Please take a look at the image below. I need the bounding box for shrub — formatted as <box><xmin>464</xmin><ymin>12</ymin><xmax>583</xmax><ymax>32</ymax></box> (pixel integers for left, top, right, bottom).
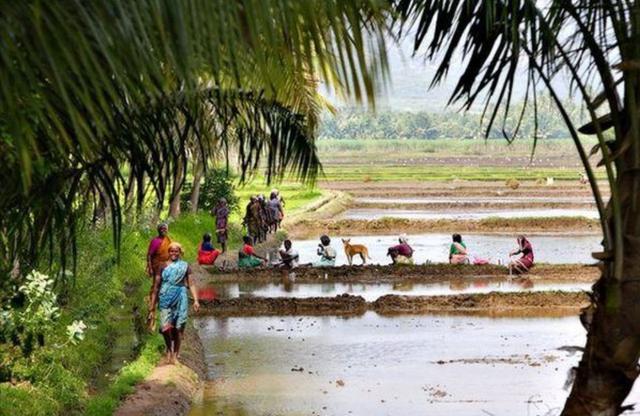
<box><xmin>180</xmin><ymin>168</ymin><xmax>239</xmax><ymax>213</ymax></box>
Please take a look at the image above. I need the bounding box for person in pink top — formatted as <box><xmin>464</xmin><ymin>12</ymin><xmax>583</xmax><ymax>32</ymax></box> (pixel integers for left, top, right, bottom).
<box><xmin>387</xmin><ymin>235</ymin><xmax>414</xmax><ymax>265</ymax></box>
<box><xmin>509</xmin><ymin>235</ymin><xmax>534</xmax><ymax>274</ymax></box>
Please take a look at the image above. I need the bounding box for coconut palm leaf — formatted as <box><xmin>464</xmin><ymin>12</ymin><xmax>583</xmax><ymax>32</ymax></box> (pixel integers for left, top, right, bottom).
<box><xmin>393</xmin><ymin>1</ymin><xmax>640</xmax><ymax>413</ymax></box>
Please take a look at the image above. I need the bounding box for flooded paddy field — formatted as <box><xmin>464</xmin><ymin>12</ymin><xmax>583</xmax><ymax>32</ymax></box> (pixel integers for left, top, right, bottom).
<box><xmin>355</xmin><ymin>196</ymin><xmax>595</xmax><ymax>204</ymax></box>
<box><xmin>325</xmin><ymin>180</ymin><xmax>607</xmax><ymax>198</ymax></box>
<box><xmin>340</xmin><ymin>208</ymin><xmax>600</xmax><ymax>221</ymax></box>
<box><xmin>288</xmin><ymin>233</ymin><xmax>600</xmax><ymax>265</ymax></box>
<box><xmin>190</xmin><ymin>313</ymin><xmax>640</xmax><ymax>415</ymax></box>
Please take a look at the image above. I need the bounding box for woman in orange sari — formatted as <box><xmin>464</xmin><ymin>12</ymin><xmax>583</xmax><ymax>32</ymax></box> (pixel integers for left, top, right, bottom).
<box><xmin>146</xmin><ymin>223</ymin><xmax>172</xmax><ymax>303</ymax></box>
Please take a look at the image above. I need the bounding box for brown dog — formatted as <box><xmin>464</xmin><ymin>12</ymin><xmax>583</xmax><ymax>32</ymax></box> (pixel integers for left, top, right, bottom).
<box><xmin>342</xmin><ymin>239</ymin><xmax>371</xmax><ymax>265</ymax></box>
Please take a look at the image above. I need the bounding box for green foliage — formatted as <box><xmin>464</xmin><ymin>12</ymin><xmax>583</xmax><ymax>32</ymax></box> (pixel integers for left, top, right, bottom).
<box><xmin>0</xmin><ymin>383</ymin><xmax>60</xmax><ymax>416</ymax></box>
<box><xmin>181</xmin><ymin>168</ymin><xmax>239</xmax><ymax>214</ymax></box>
<box><xmin>0</xmin><ymin>180</ymin><xmax>323</xmax><ymax>415</ymax></box>
<box><xmin>319</xmin><ymin>101</ymin><xmax>585</xmax><ymax>141</ymax></box>
<box><xmin>84</xmin><ymin>337</ymin><xmax>164</xmax><ymax>416</ymax></box>
<box><xmin>1</xmin><ymin>0</ymin><xmax>389</xmax><ymax>288</ymax></box>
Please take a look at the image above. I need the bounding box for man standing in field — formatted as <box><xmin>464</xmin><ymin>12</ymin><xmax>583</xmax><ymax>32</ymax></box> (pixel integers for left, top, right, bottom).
<box><xmin>212</xmin><ymin>198</ymin><xmax>229</xmax><ymax>253</ymax></box>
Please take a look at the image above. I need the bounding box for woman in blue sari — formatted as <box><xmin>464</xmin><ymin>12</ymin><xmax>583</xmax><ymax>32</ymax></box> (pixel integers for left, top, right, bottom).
<box><xmin>149</xmin><ymin>242</ymin><xmax>200</xmax><ymax>364</ymax></box>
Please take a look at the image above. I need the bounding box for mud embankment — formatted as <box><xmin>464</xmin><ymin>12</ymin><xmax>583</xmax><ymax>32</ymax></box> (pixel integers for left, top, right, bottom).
<box><xmin>197</xmin><ymin>291</ymin><xmax>590</xmax><ymax>318</ymax></box>
<box><xmin>287</xmin><ymin>217</ymin><xmax>600</xmax><ymax>238</ymax></box>
<box><xmin>371</xmin><ymin>291</ymin><xmax>589</xmax><ymax>316</ymax></box>
<box><xmin>198</xmin><ymin>293</ymin><xmax>367</xmax><ymax>317</ymax></box>
<box><xmin>195</xmin><ymin>263</ymin><xmax>599</xmax><ymax>284</ymax></box>
<box><xmin>115</xmin><ymin>327</ymin><xmax>206</xmax><ymax>416</ymax></box>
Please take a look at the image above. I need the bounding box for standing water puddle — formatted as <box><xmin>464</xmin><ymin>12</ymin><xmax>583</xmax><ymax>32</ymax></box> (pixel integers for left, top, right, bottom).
<box><xmin>190</xmin><ymin>313</ymin><xmax>640</xmax><ymax>415</ymax></box>
<box><xmin>341</xmin><ymin>208</ymin><xmax>599</xmax><ymax>220</ymax></box>
<box><xmin>207</xmin><ymin>280</ymin><xmax>592</xmax><ymax>302</ymax></box>
<box><xmin>356</xmin><ymin>196</ymin><xmax>595</xmax><ymax>204</ymax></box>
<box><xmin>289</xmin><ymin>233</ymin><xmax>600</xmax><ymax>265</ymax></box>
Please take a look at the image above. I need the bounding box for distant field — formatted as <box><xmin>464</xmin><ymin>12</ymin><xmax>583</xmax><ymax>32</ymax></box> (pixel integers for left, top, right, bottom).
<box><xmin>315</xmin><ymin>138</ymin><xmax>605</xmax><ymax>182</ymax></box>
<box><xmin>316</xmin><ymin>138</ymin><xmax>597</xmax><ymax>158</ymax></box>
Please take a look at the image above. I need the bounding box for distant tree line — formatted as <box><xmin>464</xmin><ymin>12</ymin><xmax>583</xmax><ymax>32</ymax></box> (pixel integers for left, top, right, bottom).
<box><xmin>319</xmin><ymin>98</ymin><xmax>584</xmax><ymax>140</ymax></box>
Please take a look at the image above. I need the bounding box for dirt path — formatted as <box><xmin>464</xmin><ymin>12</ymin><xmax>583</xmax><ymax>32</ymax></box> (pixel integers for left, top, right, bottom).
<box><xmin>114</xmin><ymin>327</ymin><xmax>206</xmax><ymax>416</ymax></box>
<box><xmin>196</xmin><ymin>291</ymin><xmax>590</xmax><ymax>317</ymax></box>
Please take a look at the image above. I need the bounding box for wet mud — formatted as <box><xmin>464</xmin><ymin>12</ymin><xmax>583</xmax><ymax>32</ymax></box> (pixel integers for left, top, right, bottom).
<box><xmin>198</xmin><ymin>294</ymin><xmax>368</xmax><ymax>317</ymax></box>
<box><xmin>288</xmin><ymin>217</ymin><xmax>600</xmax><ymax>238</ymax></box>
<box><xmin>197</xmin><ymin>291</ymin><xmax>589</xmax><ymax>317</ymax></box>
<box><xmin>371</xmin><ymin>291</ymin><xmax>589</xmax><ymax>316</ymax></box>
<box><xmin>195</xmin><ymin>263</ymin><xmax>599</xmax><ymax>284</ymax></box>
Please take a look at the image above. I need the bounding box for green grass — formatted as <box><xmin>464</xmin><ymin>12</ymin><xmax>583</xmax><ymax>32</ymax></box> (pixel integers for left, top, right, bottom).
<box><xmin>0</xmin><ymin>177</ymin><xmax>324</xmax><ymax>416</ymax></box>
<box><xmin>318</xmin><ymin>165</ymin><xmax>605</xmax><ymax>182</ymax></box>
<box><xmin>316</xmin><ymin>137</ymin><xmax>598</xmax><ymax>158</ymax></box>
<box><xmin>313</xmin><ymin>138</ymin><xmax>607</xmax><ymax>182</ymax></box>
<box><xmin>83</xmin><ymin>337</ymin><xmax>164</xmax><ymax>416</ymax></box>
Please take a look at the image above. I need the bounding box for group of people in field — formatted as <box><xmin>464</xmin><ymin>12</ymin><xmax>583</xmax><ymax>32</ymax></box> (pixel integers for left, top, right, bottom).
<box><xmin>447</xmin><ymin>234</ymin><xmax>535</xmax><ymax>275</ymax></box>
<box><xmin>242</xmin><ymin>191</ymin><xmax>285</xmax><ymax>244</ymax></box>
<box><xmin>143</xmin><ymin>200</ymin><xmax>534</xmax><ymax>363</ymax></box>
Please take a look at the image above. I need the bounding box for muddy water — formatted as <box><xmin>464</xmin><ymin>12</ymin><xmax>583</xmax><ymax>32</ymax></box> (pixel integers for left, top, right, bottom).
<box><xmin>207</xmin><ymin>281</ymin><xmax>592</xmax><ymax>302</ymax></box>
<box><xmin>356</xmin><ymin>196</ymin><xmax>594</xmax><ymax>204</ymax></box>
<box><xmin>342</xmin><ymin>208</ymin><xmax>600</xmax><ymax>220</ymax></box>
<box><xmin>289</xmin><ymin>233</ymin><xmax>600</xmax><ymax>266</ymax></box>
<box><xmin>190</xmin><ymin>313</ymin><xmax>640</xmax><ymax>415</ymax></box>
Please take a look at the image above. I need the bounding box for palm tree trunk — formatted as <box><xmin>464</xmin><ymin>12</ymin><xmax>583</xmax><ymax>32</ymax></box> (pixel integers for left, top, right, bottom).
<box><xmin>189</xmin><ymin>159</ymin><xmax>204</xmax><ymax>213</ymax></box>
<box><xmin>563</xmin><ymin>140</ymin><xmax>640</xmax><ymax>415</ymax></box>
<box><xmin>169</xmin><ymin>159</ymin><xmax>184</xmax><ymax>219</ymax></box>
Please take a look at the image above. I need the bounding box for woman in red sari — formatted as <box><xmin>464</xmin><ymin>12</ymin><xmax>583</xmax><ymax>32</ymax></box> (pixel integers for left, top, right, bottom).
<box><xmin>508</xmin><ymin>235</ymin><xmax>534</xmax><ymax>275</ymax></box>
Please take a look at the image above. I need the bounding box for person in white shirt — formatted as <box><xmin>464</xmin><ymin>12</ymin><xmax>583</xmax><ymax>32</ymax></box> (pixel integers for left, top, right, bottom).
<box><xmin>279</xmin><ymin>239</ymin><xmax>299</xmax><ymax>268</ymax></box>
<box><xmin>314</xmin><ymin>235</ymin><xmax>336</xmax><ymax>267</ymax></box>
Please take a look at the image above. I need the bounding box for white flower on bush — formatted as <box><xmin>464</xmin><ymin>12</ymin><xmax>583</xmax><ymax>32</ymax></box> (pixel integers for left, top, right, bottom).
<box><xmin>18</xmin><ymin>270</ymin><xmax>59</xmax><ymax>331</ymax></box>
<box><xmin>66</xmin><ymin>320</ymin><xmax>87</xmax><ymax>344</ymax></box>
<box><xmin>19</xmin><ymin>271</ymin><xmax>54</xmax><ymax>298</ymax></box>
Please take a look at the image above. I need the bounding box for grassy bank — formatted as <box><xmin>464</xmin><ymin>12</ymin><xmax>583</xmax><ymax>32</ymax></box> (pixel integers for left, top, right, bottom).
<box><xmin>319</xmin><ymin>165</ymin><xmax>603</xmax><ymax>182</ymax></box>
<box><xmin>0</xmin><ymin>181</ymin><xmax>323</xmax><ymax>416</ymax></box>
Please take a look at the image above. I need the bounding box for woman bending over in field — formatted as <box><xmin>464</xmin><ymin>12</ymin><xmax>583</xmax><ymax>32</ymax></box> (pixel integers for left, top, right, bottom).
<box><xmin>449</xmin><ymin>234</ymin><xmax>469</xmax><ymax>265</ymax></box>
<box><xmin>508</xmin><ymin>236</ymin><xmax>534</xmax><ymax>275</ymax></box>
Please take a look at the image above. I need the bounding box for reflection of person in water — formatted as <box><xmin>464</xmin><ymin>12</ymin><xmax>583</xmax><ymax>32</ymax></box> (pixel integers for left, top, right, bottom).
<box><xmin>449</xmin><ymin>280</ymin><xmax>471</xmax><ymax>291</ymax></box>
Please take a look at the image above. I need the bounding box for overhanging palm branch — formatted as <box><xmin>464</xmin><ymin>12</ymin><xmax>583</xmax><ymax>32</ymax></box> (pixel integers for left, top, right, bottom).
<box><xmin>0</xmin><ymin>0</ymin><xmax>389</xmax><ymax>190</ymax></box>
<box><xmin>0</xmin><ymin>87</ymin><xmax>320</xmax><ymax>298</ymax></box>
<box><xmin>1</xmin><ymin>0</ymin><xmax>391</xmax><ymax>289</ymax></box>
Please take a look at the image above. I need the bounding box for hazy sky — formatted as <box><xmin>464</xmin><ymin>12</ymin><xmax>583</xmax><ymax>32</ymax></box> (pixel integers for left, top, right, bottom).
<box><xmin>324</xmin><ymin>32</ymin><xmax>572</xmax><ymax>113</ymax></box>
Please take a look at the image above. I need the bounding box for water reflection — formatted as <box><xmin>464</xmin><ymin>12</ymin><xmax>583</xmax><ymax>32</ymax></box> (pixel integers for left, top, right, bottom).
<box><xmin>203</xmin><ymin>280</ymin><xmax>591</xmax><ymax>302</ymax></box>
<box><xmin>190</xmin><ymin>313</ymin><xmax>640</xmax><ymax>415</ymax></box>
